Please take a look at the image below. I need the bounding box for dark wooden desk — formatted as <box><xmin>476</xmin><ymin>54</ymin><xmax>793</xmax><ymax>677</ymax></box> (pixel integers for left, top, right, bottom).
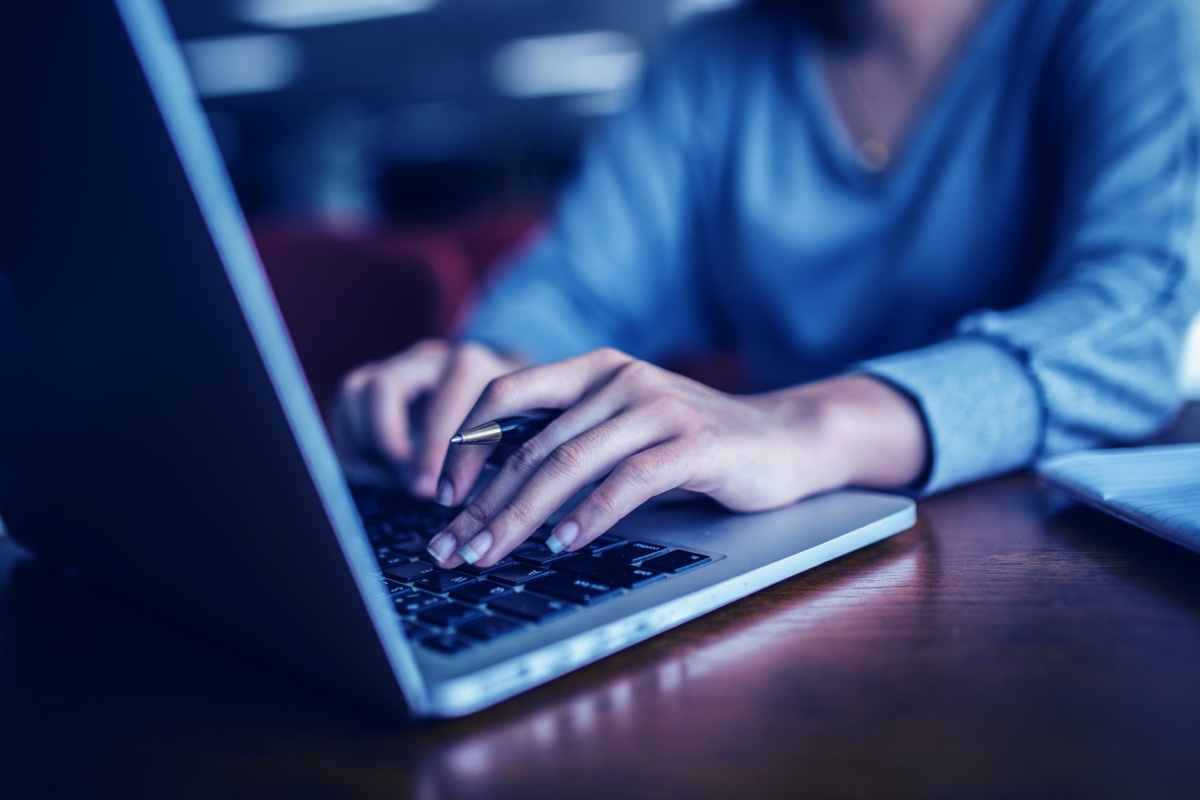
<box><xmin>3</xmin><ymin>413</ymin><xmax>1200</xmax><ymax>799</ymax></box>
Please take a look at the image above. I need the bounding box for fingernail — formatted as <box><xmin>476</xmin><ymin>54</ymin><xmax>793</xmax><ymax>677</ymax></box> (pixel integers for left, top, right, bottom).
<box><xmin>427</xmin><ymin>532</ymin><xmax>456</xmax><ymax>564</ymax></box>
<box><xmin>436</xmin><ymin>477</ymin><xmax>454</xmax><ymax>507</ymax></box>
<box><xmin>547</xmin><ymin>520</ymin><xmax>579</xmax><ymax>554</ymax></box>
<box><xmin>458</xmin><ymin>530</ymin><xmax>493</xmax><ymax>566</ymax></box>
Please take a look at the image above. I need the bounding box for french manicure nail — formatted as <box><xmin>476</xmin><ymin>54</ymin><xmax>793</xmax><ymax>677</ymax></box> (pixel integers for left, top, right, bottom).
<box><xmin>427</xmin><ymin>532</ymin><xmax>456</xmax><ymax>564</ymax></box>
<box><xmin>436</xmin><ymin>477</ymin><xmax>454</xmax><ymax>507</ymax></box>
<box><xmin>458</xmin><ymin>530</ymin><xmax>493</xmax><ymax>566</ymax></box>
<box><xmin>547</xmin><ymin>520</ymin><xmax>579</xmax><ymax>554</ymax></box>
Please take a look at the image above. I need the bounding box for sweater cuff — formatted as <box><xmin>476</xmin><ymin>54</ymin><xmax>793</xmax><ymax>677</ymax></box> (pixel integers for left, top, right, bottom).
<box><xmin>857</xmin><ymin>337</ymin><xmax>1045</xmax><ymax>496</ymax></box>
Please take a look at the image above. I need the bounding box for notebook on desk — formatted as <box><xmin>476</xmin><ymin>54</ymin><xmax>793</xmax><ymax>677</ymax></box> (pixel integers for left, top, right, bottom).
<box><xmin>1039</xmin><ymin>444</ymin><xmax>1200</xmax><ymax>555</ymax></box>
<box><xmin>0</xmin><ymin>0</ymin><xmax>915</xmax><ymax>718</ymax></box>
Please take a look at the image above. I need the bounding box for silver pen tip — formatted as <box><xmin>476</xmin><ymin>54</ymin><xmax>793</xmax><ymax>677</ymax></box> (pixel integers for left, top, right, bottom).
<box><xmin>449</xmin><ymin>433</ymin><xmax>464</xmax><ymax>445</ymax></box>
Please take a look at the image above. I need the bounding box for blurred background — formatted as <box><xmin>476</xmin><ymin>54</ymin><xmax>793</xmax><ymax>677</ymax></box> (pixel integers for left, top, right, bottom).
<box><xmin>160</xmin><ymin>0</ymin><xmax>1200</xmax><ymax>406</ymax></box>
<box><xmin>160</xmin><ymin>0</ymin><xmax>743</xmax><ymax>405</ymax></box>
<box><xmin>163</xmin><ymin>0</ymin><xmax>740</xmax><ymax>227</ymax></box>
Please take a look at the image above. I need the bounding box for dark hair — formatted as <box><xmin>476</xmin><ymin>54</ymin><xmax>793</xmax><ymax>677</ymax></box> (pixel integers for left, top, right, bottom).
<box><xmin>750</xmin><ymin>0</ymin><xmax>876</xmax><ymax>51</ymax></box>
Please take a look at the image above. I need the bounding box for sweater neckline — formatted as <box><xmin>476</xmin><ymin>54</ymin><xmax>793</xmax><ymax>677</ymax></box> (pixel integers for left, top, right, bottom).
<box><xmin>795</xmin><ymin>0</ymin><xmax>1014</xmax><ymax>188</ymax></box>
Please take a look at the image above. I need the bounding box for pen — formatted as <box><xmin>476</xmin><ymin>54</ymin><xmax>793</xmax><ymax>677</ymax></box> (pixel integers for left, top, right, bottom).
<box><xmin>449</xmin><ymin>409</ymin><xmax>562</xmax><ymax>445</ymax></box>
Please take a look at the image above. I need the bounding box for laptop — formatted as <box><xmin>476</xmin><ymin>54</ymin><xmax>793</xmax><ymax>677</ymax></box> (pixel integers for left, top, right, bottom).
<box><xmin>0</xmin><ymin>0</ymin><xmax>915</xmax><ymax>718</ymax></box>
<box><xmin>1040</xmin><ymin>444</ymin><xmax>1200</xmax><ymax>556</ymax></box>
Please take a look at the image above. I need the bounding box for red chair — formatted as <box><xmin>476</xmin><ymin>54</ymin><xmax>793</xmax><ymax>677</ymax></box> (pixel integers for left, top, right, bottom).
<box><xmin>252</xmin><ymin>225</ymin><xmax>472</xmax><ymax>410</ymax></box>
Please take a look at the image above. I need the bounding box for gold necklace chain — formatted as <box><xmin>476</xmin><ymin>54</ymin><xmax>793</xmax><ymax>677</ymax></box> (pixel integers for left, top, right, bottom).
<box><xmin>837</xmin><ymin>0</ymin><xmax>988</xmax><ymax>173</ymax></box>
<box><xmin>845</xmin><ymin>61</ymin><xmax>891</xmax><ymax>171</ymax></box>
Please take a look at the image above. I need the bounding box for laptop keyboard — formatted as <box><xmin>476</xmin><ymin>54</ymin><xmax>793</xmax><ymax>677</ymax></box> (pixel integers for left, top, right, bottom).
<box><xmin>354</xmin><ymin>487</ymin><xmax>715</xmax><ymax>656</ymax></box>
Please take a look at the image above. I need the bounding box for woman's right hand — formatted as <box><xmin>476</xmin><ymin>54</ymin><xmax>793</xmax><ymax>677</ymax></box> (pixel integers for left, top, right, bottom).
<box><xmin>329</xmin><ymin>339</ymin><xmax>524</xmax><ymax>500</ymax></box>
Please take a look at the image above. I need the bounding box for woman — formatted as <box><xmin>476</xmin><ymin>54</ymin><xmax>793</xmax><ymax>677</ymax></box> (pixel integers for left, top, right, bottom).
<box><xmin>333</xmin><ymin>0</ymin><xmax>1200</xmax><ymax>569</ymax></box>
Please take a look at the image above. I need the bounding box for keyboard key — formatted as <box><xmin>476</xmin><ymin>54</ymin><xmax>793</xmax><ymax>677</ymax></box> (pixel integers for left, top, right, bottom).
<box><xmin>376</xmin><ymin>552</ymin><xmax>407</xmax><ymax>568</ymax></box>
<box><xmin>418</xmin><ymin>602</ymin><xmax>484</xmax><ymax>628</ymax></box>
<box><xmin>512</xmin><ymin>542</ymin><xmax>572</xmax><ymax>566</ymax></box>
<box><xmin>380</xmin><ymin>577</ymin><xmax>415</xmax><ymax>598</ymax></box>
<box><xmin>413</xmin><ymin>571</ymin><xmax>477</xmax><ymax>593</ymax></box>
<box><xmin>555</xmin><ymin>554</ymin><xmax>666</xmax><ymax>589</ymax></box>
<box><xmin>394</xmin><ymin>591</ymin><xmax>446</xmax><ymax>615</ymax></box>
<box><xmin>421</xmin><ymin>634</ymin><xmax>474</xmax><ymax>655</ymax></box>
<box><xmin>641</xmin><ymin>549</ymin><xmax>712</xmax><ymax>574</ymax></box>
<box><xmin>449</xmin><ymin>580</ymin><xmax>513</xmax><ymax>605</ymax></box>
<box><xmin>602</xmin><ymin>541</ymin><xmax>668</xmax><ymax>563</ymax></box>
<box><xmin>487</xmin><ymin>563</ymin><xmax>555</xmax><ymax>586</ymax></box>
<box><xmin>384</xmin><ymin>561</ymin><xmax>437</xmax><ymax>582</ymax></box>
<box><xmin>403</xmin><ymin>619</ymin><xmax>436</xmax><ymax>641</ymax></box>
<box><xmin>582</xmin><ymin>534</ymin><xmax>625</xmax><ymax>553</ymax></box>
<box><xmin>458</xmin><ymin>614</ymin><xmax>526</xmax><ymax>642</ymax></box>
<box><xmin>527</xmin><ymin>572</ymin><xmax>619</xmax><ymax>605</ymax></box>
<box><xmin>487</xmin><ymin>592</ymin><xmax>574</xmax><ymax>623</ymax></box>
<box><xmin>458</xmin><ymin>556</ymin><xmax>516</xmax><ymax>577</ymax></box>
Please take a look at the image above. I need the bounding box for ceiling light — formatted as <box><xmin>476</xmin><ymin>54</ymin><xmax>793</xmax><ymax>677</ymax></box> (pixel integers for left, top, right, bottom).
<box><xmin>492</xmin><ymin>32</ymin><xmax>644</xmax><ymax>99</ymax></box>
<box><xmin>239</xmin><ymin>0</ymin><xmax>439</xmax><ymax>29</ymax></box>
<box><xmin>181</xmin><ymin>33</ymin><xmax>302</xmax><ymax>98</ymax></box>
<box><xmin>669</xmin><ymin>0</ymin><xmax>743</xmax><ymax>24</ymax></box>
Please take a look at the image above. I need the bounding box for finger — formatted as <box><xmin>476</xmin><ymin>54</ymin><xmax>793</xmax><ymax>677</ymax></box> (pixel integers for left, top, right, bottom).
<box><xmin>547</xmin><ymin>439</ymin><xmax>693</xmax><ymax>553</ymax></box>
<box><xmin>324</xmin><ymin>367</ymin><xmax>405</xmax><ymax>487</ymax></box>
<box><xmin>439</xmin><ymin>348</ymin><xmax>630</xmax><ymax>506</ymax></box>
<box><xmin>434</xmin><ymin>406</ymin><xmax>676</xmax><ymax>568</ymax></box>
<box><xmin>411</xmin><ymin>346</ymin><xmax>497</xmax><ymax>498</ymax></box>
<box><xmin>430</xmin><ymin>397</ymin><xmax>628</xmax><ymax>564</ymax></box>
<box><xmin>328</xmin><ymin>377</ymin><xmax>357</xmax><ymax>460</ymax></box>
<box><xmin>329</xmin><ymin>365</ymin><xmax>382</xmax><ymax>462</ymax></box>
<box><xmin>442</xmin><ymin>375</ymin><xmax>634</xmax><ymax>533</ymax></box>
<box><xmin>370</xmin><ymin>370</ymin><xmax>416</xmax><ymax>464</ymax></box>
<box><xmin>345</xmin><ymin>341</ymin><xmax>444</xmax><ymax>487</ymax></box>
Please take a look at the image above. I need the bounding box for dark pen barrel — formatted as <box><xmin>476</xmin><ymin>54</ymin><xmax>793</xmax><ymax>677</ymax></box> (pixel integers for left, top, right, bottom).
<box><xmin>451</xmin><ymin>409</ymin><xmax>562</xmax><ymax>445</ymax></box>
<box><xmin>495</xmin><ymin>409</ymin><xmax>562</xmax><ymax>443</ymax></box>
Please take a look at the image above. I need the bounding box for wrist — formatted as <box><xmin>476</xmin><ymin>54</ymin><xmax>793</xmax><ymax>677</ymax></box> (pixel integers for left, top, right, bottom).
<box><xmin>760</xmin><ymin>374</ymin><xmax>929</xmax><ymax>492</ymax></box>
<box><xmin>826</xmin><ymin>374</ymin><xmax>929</xmax><ymax>488</ymax></box>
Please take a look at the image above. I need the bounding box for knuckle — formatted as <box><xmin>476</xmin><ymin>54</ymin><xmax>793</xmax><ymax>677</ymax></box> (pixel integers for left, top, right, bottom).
<box><xmin>684</xmin><ymin>420</ymin><xmax>720</xmax><ymax>456</ymax></box>
<box><xmin>502</xmin><ymin>496</ymin><xmax>539</xmax><ymax>529</ymax></box>
<box><xmin>593</xmin><ymin>347</ymin><xmax>629</xmax><ymax>366</ymax></box>
<box><xmin>547</xmin><ymin>440</ymin><xmax>590</xmax><ymax>476</ymax></box>
<box><xmin>480</xmin><ymin>375</ymin><xmax>518</xmax><ymax>408</ymax></box>
<box><xmin>407</xmin><ymin>338</ymin><xmax>436</xmax><ymax>356</ymax></box>
<box><xmin>648</xmin><ymin>393</ymin><xmax>689</xmax><ymax>419</ymax></box>
<box><xmin>696</xmin><ymin>423</ymin><xmax>720</xmax><ymax>450</ymax></box>
<box><xmin>587</xmin><ymin>487</ymin><xmax>624</xmax><ymax>520</ymax></box>
<box><xmin>453</xmin><ymin>343</ymin><xmax>481</xmax><ymax>369</ymax></box>
<box><xmin>616</xmin><ymin>456</ymin><xmax>658</xmax><ymax>490</ymax></box>
<box><xmin>374</xmin><ymin>372</ymin><xmax>411</xmax><ymax>403</ymax></box>
<box><xmin>340</xmin><ymin>366</ymin><xmax>373</xmax><ymax>395</ymax></box>
<box><xmin>458</xmin><ymin>502</ymin><xmax>492</xmax><ymax>532</ymax></box>
<box><xmin>613</xmin><ymin>358</ymin><xmax>658</xmax><ymax>391</ymax></box>
<box><xmin>506</xmin><ymin>441</ymin><xmax>546</xmax><ymax>475</ymax></box>
<box><xmin>616</xmin><ymin>357</ymin><xmax>646</xmax><ymax>378</ymax></box>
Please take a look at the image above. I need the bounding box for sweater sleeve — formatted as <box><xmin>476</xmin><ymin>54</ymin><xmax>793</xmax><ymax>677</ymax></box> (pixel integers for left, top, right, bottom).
<box><xmin>861</xmin><ymin>0</ymin><xmax>1200</xmax><ymax>495</ymax></box>
<box><xmin>461</xmin><ymin>24</ymin><xmax>724</xmax><ymax>365</ymax></box>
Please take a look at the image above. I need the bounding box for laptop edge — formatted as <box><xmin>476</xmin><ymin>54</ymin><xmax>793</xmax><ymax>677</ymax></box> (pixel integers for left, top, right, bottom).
<box><xmin>2</xmin><ymin>0</ymin><xmax>915</xmax><ymax>720</ymax></box>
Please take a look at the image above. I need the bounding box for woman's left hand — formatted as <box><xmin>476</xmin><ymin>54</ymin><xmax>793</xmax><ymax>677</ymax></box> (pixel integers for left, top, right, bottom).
<box><xmin>426</xmin><ymin>347</ymin><xmax>927</xmax><ymax>568</ymax></box>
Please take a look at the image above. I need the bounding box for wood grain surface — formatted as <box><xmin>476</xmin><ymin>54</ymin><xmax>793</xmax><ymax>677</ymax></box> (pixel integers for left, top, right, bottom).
<box><xmin>2</xmin><ymin>408</ymin><xmax>1199</xmax><ymax>799</ymax></box>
